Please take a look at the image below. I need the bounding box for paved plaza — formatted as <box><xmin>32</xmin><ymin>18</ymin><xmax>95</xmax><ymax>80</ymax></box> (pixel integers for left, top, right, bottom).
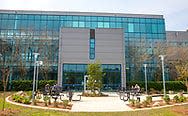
<box><xmin>71</xmin><ymin>92</ymin><xmax>133</xmax><ymax>112</ymax></box>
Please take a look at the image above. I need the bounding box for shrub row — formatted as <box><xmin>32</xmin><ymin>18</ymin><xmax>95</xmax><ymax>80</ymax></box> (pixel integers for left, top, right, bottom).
<box><xmin>0</xmin><ymin>80</ymin><xmax>186</xmax><ymax>92</ymax></box>
<box><xmin>127</xmin><ymin>81</ymin><xmax>187</xmax><ymax>92</ymax></box>
<box><xmin>0</xmin><ymin>80</ymin><xmax>56</xmax><ymax>91</ymax></box>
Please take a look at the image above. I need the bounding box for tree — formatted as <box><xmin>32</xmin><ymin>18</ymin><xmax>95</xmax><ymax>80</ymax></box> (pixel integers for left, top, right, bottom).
<box><xmin>87</xmin><ymin>61</ymin><xmax>103</xmax><ymax>94</ymax></box>
<box><xmin>169</xmin><ymin>47</ymin><xmax>188</xmax><ymax>93</ymax></box>
<box><xmin>128</xmin><ymin>38</ymin><xmax>151</xmax><ymax>80</ymax></box>
<box><xmin>0</xmin><ymin>39</ymin><xmax>11</xmax><ymax>111</ymax></box>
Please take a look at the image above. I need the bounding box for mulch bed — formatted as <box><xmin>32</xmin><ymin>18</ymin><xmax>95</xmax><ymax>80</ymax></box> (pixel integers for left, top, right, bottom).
<box><xmin>34</xmin><ymin>101</ymin><xmax>73</xmax><ymax>110</ymax></box>
<box><xmin>8</xmin><ymin>96</ymin><xmax>72</xmax><ymax>110</ymax></box>
<box><xmin>127</xmin><ymin>100</ymin><xmax>187</xmax><ymax>109</ymax></box>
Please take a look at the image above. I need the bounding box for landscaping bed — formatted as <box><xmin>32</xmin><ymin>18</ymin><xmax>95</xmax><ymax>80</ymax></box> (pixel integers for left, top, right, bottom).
<box><xmin>9</xmin><ymin>91</ymin><xmax>73</xmax><ymax>110</ymax></box>
<box><xmin>128</xmin><ymin>94</ymin><xmax>188</xmax><ymax>109</ymax></box>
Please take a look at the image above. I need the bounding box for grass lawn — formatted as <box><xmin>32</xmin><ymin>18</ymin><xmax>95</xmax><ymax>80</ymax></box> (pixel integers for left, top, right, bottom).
<box><xmin>0</xmin><ymin>92</ymin><xmax>187</xmax><ymax>116</ymax></box>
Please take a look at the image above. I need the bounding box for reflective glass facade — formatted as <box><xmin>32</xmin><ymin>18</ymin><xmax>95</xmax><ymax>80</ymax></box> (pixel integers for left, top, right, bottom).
<box><xmin>0</xmin><ymin>10</ymin><xmax>166</xmax><ymax>88</ymax></box>
<box><xmin>63</xmin><ymin>64</ymin><xmax>121</xmax><ymax>90</ymax></box>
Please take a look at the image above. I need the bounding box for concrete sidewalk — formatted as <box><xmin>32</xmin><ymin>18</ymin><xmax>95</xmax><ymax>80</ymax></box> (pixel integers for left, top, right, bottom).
<box><xmin>71</xmin><ymin>92</ymin><xmax>133</xmax><ymax>112</ymax></box>
<box><xmin>71</xmin><ymin>92</ymin><xmax>188</xmax><ymax>112</ymax></box>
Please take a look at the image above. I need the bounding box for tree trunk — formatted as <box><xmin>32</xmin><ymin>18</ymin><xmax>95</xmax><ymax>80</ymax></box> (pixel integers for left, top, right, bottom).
<box><xmin>2</xmin><ymin>86</ymin><xmax>6</xmax><ymax>111</ymax></box>
<box><xmin>186</xmin><ymin>78</ymin><xmax>188</xmax><ymax>93</ymax></box>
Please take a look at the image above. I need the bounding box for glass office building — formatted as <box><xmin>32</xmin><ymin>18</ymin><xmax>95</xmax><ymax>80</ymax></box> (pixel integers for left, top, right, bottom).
<box><xmin>0</xmin><ymin>10</ymin><xmax>166</xmax><ymax>90</ymax></box>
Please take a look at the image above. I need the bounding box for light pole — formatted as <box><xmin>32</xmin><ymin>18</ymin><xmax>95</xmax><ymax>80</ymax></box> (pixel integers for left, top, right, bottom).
<box><xmin>143</xmin><ymin>64</ymin><xmax>148</xmax><ymax>95</ymax></box>
<box><xmin>35</xmin><ymin>61</ymin><xmax>43</xmax><ymax>93</ymax></box>
<box><xmin>32</xmin><ymin>53</ymin><xmax>39</xmax><ymax>104</ymax></box>
<box><xmin>159</xmin><ymin>55</ymin><xmax>166</xmax><ymax>96</ymax></box>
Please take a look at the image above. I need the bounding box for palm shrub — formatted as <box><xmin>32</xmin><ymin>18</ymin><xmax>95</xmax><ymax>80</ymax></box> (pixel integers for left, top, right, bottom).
<box><xmin>179</xmin><ymin>95</ymin><xmax>186</xmax><ymax>102</ymax></box>
<box><xmin>146</xmin><ymin>96</ymin><xmax>152</xmax><ymax>104</ymax></box>
<box><xmin>173</xmin><ymin>95</ymin><xmax>180</xmax><ymax>103</ymax></box>
<box><xmin>43</xmin><ymin>96</ymin><xmax>50</xmax><ymax>106</ymax></box>
<box><xmin>128</xmin><ymin>99</ymin><xmax>135</xmax><ymax>107</ymax></box>
<box><xmin>63</xmin><ymin>100</ymin><xmax>69</xmax><ymax>109</ymax></box>
<box><xmin>163</xmin><ymin>95</ymin><xmax>170</xmax><ymax>104</ymax></box>
<box><xmin>142</xmin><ymin>100</ymin><xmax>149</xmax><ymax>107</ymax></box>
<box><xmin>135</xmin><ymin>100</ymin><xmax>141</xmax><ymax>108</ymax></box>
<box><xmin>12</xmin><ymin>92</ymin><xmax>31</xmax><ymax>104</ymax></box>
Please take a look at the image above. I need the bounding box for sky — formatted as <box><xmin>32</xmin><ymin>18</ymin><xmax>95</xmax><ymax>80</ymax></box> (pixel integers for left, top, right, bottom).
<box><xmin>0</xmin><ymin>0</ymin><xmax>187</xmax><ymax>31</ymax></box>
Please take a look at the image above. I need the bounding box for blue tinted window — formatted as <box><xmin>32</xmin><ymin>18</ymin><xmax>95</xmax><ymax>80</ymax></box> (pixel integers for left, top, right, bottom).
<box><xmin>66</xmin><ymin>16</ymin><xmax>72</xmax><ymax>20</ymax></box>
<box><xmin>117</xmin><ymin>22</ymin><xmax>122</xmax><ymax>28</ymax></box>
<box><xmin>73</xmin><ymin>21</ymin><xmax>79</xmax><ymax>27</ymax></box>
<box><xmin>73</xmin><ymin>16</ymin><xmax>79</xmax><ymax>20</ymax></box>
<box><xmin>97</xmin><ymin>17</ymin><xmax>103</xmax><ymax>21</ymax></box>
<box><xmin>104</xmin><ymin>22</ymin><xmax>109</xmax><ymax>28</ymax></box>
<box><xmin>85</xmin><ymin>22</ymin><xmax>91</xmax><ymax>28</ymax></box>
<box><xmin>79</xmin><ymin>22</ymin><xmax>85</xmax><ymax>27</ymax></box>
<box><xmin>91</xmin><ymin>22</ymin><xmax>97</xmax><ymax>28</ymax></box>
<box><xmin>146</xmin><ymin>24</ymin><xmax>152</xmax><ymax>33</ymax></box>
<box><xmin>69</xmin><ymin>64</ymin><xmax>76</xmax><ymax>72</ymax></box>
<box><xmin>140</xmin><ymin>18</ymin><xmax>145</xmax><ymax>23</ymax></box>
<box><xmin>128</xmin><ymin>18</ymin><xmax>134</xmax><ymax>22</ymax></box>
<box><xmin>128</xmin><ymin>23</ymin><xmax>134</xmax><ymax>32</ymax></box>
<box><xmin>98</xmin><ymin>22</ymin><xmax>103</xmax><ymax>28</ymax></box>
<box><xmin>134</xmin><ymin>23</ymin><xmax>139</xmax><ymax>32</ymax></box>
<box><xmin>110</xmin><ymin>17</ymin><xmax>115</xmax><ymax>21</ymax></box>
<box><xmin>103</xmin><ymin>17</ymin><xmax>109</xmax><ymax>21</ymax></box>
<box><xmin>61</xmin><ymin>16</ymin><xmax>66</xmax><ymax>20</ymax></box>
<box><xmin>158</xmin><ymin>24</ymin><xmax>165</xmax><ymax>33</ymax></box>
<box><xmin>152</xmin><ymin>24</ymin><xmax>158</xmax><ymax>33</ymax></box>
<box><xmin>134</xmin><ymin>18</ymin><xmax>139</xmax><ymax>23</ymax></box>
<box><xmin>85</xmin><ymin>16</ymin><xmax>91</xmax><ymax>21</ymax></box>
<box><xmin>91</xmin><ymin>16</ymin><xmax>97</xmax><ymax>21</ymax></box>
<box><xmin>116</xmin><ymin>17</ymin><xmax>122</xmax><ymax>22</ymax></box>
<box><xmin>79</xmin><ymin>16</ymin><xmax>85</xmax><ymax>21</ymax></box>
<box><xmin>64</xmin><ymin>21</ymin><xmax>72</xmax><ymax>27</ymax></box>
<box><xmin>89</xmin><ymin>29</ymin><xmax>95</xmax><ymax>59</ymax></box>
<box><xmin>110</xmin><ymin>22</ymin><xmax>115</xmax><ymax>28</ymax></box>
<box><xmin>140</xmin><ymin>24</ymin><xmax>146</xmax><ymax>33</ymax></box>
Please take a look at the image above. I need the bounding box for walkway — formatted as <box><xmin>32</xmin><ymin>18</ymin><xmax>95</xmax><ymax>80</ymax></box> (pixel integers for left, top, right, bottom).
<box><xmin>71</xmin><ymin>92</ymin><xmax>132</xmax><ymax>112</ymax></box>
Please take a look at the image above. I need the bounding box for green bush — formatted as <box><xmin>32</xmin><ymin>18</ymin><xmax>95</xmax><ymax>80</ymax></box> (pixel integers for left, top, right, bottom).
<box><xmin>10</xmin><ymin>80</ymin><xmax>56</xmax><ymax>91</ymax></box>
<box><xmin>146</xmin><ymin>96</ymin><xmax>152</xmax><ymax>104</ymax></box>
<box><xmin>163</xmin><ymin>95</ymin><xmax>170</xmax><ymax>104</ymax></box>
<box><xmin>173</xmin><ymin>95</ymin><xmax>180</xmax><ymax>103</ymax></box>
<box><xmin>179</xmin><ymin>96</ymin><xmax>186</xmax><ymax>102</ymax></box>
<box><xmin>22</xmin><ymin>97</ymin><xmax>31</xmax><ymax>104</ymax></box>
<box><xmin>142</xmin><ymin>100</ymin><xmax>149</xmax><ymax>107</ymax></box>
<box><xmin>12</xmin><ymin>80</ymin><xmax>32</xmax><ymax>91</ymax></box>
<box><xmin>43</xmin><ymin>95</ymin><xmax>50</xmax><ymax>106</ymax></box>
<box><xmin>63</xmin><ymin>100</ymin><xmax>69</xmax><ymax>108</ymax></box>
<box><xmin>135</xmin><ymin>100</ymin><xmax>141</xmax><ymax>108</ymax></box>
<box><xmin>127</xmin><ymin>81</ymin><xmax>186</xmax><ymax>93</ymax></box>
<box><xmin>12</xmin><ymin>91</ymin><xmax>32</xmax><ymax>104</ymax></box>
<box><xmin>128</xmin><ymin>99</ymin><xmax>135</xmax><ymax>107</ymax></box>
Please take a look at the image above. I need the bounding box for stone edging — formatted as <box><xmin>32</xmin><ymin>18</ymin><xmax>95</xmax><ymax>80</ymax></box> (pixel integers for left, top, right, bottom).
<box><xmin>6</xmin><ymin>95</ymin><xmax>70</xmax><ymax>112</ymax></box>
